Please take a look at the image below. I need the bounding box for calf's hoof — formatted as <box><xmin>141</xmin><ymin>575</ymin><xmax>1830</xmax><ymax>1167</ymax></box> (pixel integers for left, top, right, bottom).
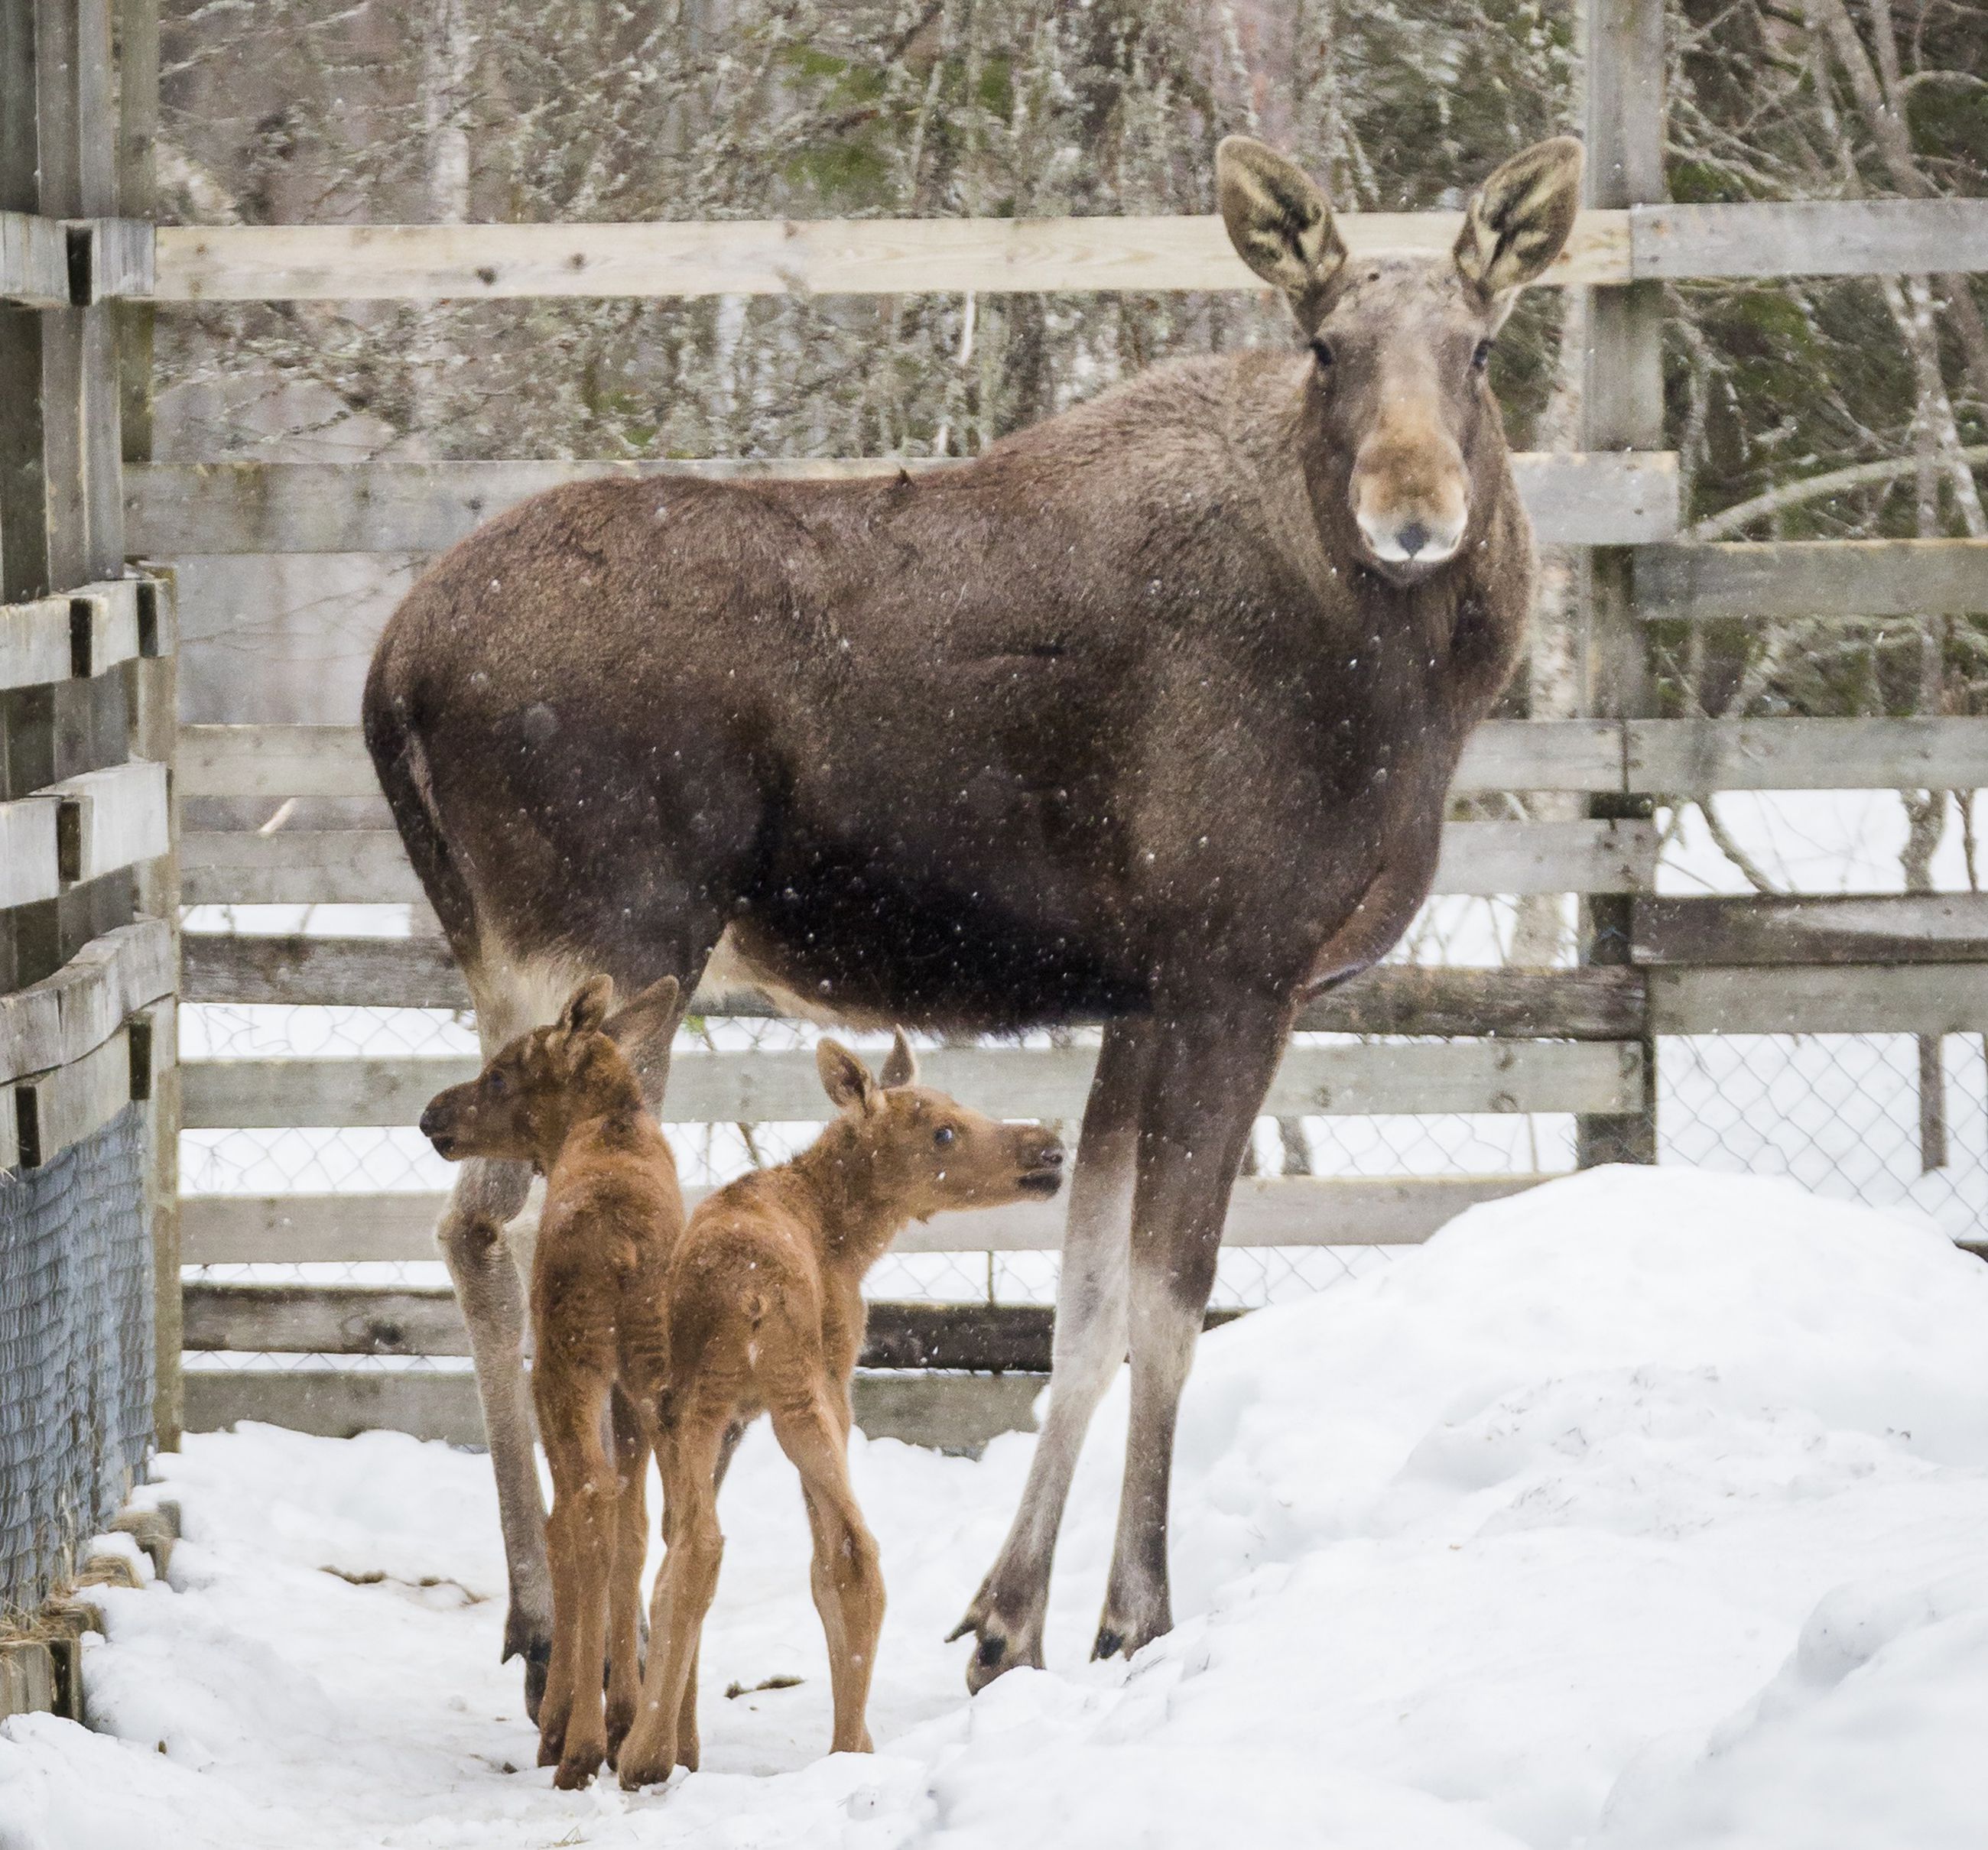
<box><xmin>1091</xmin><ymin>1597</ymin><xmax>1171</xmax><ymax>1665</ymax></box>
<box><xmin>554</xmin><ymin>1744</ymin><xmax>605</xmax><ymax>1791</ymax></box>
<box><xmin>616</xmin><ymin>1741</ymin><xmax>678</xmax><ymax>1792</ymax></box>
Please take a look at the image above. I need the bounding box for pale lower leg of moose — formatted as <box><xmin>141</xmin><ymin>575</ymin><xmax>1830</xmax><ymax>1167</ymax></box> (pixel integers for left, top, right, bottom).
<box><xmin>1093</xmin><ymin>1005</ymin><xmax>1288</xmax><ymax>1662</ymax></box>
<box><xmin>953</xmin><ymin>1020</ymin><xmax>1150</xmax><ymax>1689</ymax></box>
<box><xmin>435</xmin><ymin>1156</ymin><xmax>551</xmax><ymax>1713</ymax></box>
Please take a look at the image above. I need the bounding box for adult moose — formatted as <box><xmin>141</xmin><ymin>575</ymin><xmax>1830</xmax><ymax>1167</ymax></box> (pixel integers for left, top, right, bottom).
<box><xmin>364</xmin><ymin>133</ymin><xmax>1584</xmax><ymax>1706</ymax></box>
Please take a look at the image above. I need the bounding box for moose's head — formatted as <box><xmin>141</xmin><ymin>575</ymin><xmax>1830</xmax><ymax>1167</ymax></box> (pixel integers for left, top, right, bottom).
<box><xmin>1217</xmin><ymin>135</ymin><xmax>1584</xmax><ymax>586</ymax></box>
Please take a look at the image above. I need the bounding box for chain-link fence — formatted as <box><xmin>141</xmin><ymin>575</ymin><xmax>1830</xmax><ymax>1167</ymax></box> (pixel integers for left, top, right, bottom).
<box><xmin>0</xmin><ymin>1105</ymin><xmax>154</xmax><ymax>1616</ymax></box>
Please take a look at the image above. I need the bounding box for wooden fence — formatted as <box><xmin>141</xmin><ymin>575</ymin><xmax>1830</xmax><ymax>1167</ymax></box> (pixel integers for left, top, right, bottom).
<box><xmin>2</xmin><ymin>0</ymin><xmax>182</xmax><ymax>1509</ymax></box>
<box><xmin>74</xmin><ymin>0</ymin><xmax>1988</xmax><ymax>1446</ymax></box>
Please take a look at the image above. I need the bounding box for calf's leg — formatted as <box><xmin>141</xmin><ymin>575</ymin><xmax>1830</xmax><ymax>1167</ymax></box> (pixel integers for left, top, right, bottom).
<box><xmin>951</xmin><ymin>1018</ymin><xmax>1152</xmax><ymax>1689</ymax></box>
<box><xmin>540</xmin><ymin>1376</ymin><xmax>619</xmax><ymax>1788</ymax></box>
<box><xmin>604</xmin><ymin>1387</ymin><xmax>649</xmax><ymax>1758</ymax></box>
<box><xmin>619</xmin><ymin>1407</ymin><xmax>732</xmax><ymax>1790</ymax></box>
<box><xmin>774</xmin><ymin>1394</ymin><xmax>884</xmax><ymax>1755</ymax></box>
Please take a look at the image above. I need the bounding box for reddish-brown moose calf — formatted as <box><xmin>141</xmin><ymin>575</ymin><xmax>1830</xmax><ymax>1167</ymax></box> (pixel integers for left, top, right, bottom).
<box><xmin>616</xmin><ymin>1032</ymin><xmax>1064</xmax><ymax>1788</ymax></box>
<box><xmin>419</xmin><ymin>973</ymin><xmax>686</xmax><ymax>1789</ymax></box>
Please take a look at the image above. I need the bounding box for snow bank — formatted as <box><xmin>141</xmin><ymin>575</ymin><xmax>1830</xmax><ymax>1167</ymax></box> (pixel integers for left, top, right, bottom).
<box><xmin>5</xmin><ymin>1166</ymin><xmax>1986</xmax><ymax>1849</ymax></box>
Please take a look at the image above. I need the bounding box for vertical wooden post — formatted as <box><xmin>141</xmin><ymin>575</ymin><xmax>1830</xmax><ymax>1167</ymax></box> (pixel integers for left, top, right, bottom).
<box><xmin>114</xmin><ymin>0</ymin><xmax>178</xmax><ymax>1448</ymax></box>
<box><xmin>1576</xmin><ymin>0</ymin><xmax>1665</xmax><ymax>1167</ymax></box>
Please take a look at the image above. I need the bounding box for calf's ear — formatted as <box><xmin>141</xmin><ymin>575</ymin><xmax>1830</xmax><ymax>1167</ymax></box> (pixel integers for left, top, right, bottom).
<box><xmin>557</xmin><ymin>974</ymin><xmax>616</xmax><ymax>1037</ymax></box>
<box><xmin>1217</xmin><ymin>136</ymin><xmax>1346</xmax><ymax>334</ymax></box>
<box><xmin>603</xmin><ymin>975</ymin><xmax>683</xmax><ymax>1089</ymax></box>
<box><xmin>1454</xmin><ymin>136</ymin><xmax>1584</xmax><ymax>302</ymax></box>
<box><xmin>817</xmin><ymin>1038</ymin><xmax>881</xmax><ymax>1114</ymax></box>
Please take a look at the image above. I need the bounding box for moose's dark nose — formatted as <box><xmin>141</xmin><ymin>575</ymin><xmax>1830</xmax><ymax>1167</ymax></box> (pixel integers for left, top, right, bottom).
<box><xmin>1396</xmin><ymin>521</ymin><xmax>1430</xmax><ymax>559</ymax></box>
<box><xmin>418</xmin><ymin>1103</ymin><xmax>442</xmax><ymax>1139</ymax></box>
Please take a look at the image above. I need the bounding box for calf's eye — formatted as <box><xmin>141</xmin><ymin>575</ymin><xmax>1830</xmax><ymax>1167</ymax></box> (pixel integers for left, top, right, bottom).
<box><xmin>1310</xmin><ymin>337</ymin><xmax>1336</xmax><ymax>369</ymax></box>
<box><xmin>487</xmin><ymin>1069</ymin><xmax>508</xmax><ymax>1096</ymax></box>
<box><xmin>1471</xmin><ymin>339</ymin><xmax>1494</xmax><ymax>373</ymax></box>
<box><xmin>934</xmin><ymin>1125</ymin><xmax>957</xmax><ymax>1148</ymax></box>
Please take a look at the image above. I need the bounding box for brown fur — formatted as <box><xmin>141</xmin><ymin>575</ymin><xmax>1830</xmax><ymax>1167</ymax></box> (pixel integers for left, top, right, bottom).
<box><xmin>367</xmin><ymin>136</ymin><xmax>1585</xmax><ymax>1693</ymax></box>
<box><xmin>615</xmin><ymin>1033</ymin><xmax>1064</xmax><ymax>1787</ymax></box>
<box><xmin>419</xmin><ymin>974</ymin><xmax>686</xmax><ymax>1788</ymax></box>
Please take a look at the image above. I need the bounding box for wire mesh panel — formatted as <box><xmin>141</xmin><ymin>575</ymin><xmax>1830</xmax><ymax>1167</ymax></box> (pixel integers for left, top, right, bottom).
<box><xmin>0</xmin><ymin>1105</ymin><xmax>154</xmax><ymax>1615</ymax></box>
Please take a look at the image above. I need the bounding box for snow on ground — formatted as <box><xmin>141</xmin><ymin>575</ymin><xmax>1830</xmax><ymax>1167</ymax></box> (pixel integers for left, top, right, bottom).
<box><xmin>8</xmin><ymin>1165</ymin><xmax>1988</xmax><ymax>1849</ymax></box>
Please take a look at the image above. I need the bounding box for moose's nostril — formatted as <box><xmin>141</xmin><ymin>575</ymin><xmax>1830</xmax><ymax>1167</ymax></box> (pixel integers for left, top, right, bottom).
<box><xmin>1397</xmin><ymin>521</ymin><xmax>1430</xmax><ymax>558</ymax></box>
<box><xmin>418</xmin><ymin>1105</ymin><xmax>439</xmax><ymax>1137</ymax></box>
<box><xmin>1040</xmin><ymin>1144</ymin><xmax>1065</xmax><ymax>1167</ymax></box>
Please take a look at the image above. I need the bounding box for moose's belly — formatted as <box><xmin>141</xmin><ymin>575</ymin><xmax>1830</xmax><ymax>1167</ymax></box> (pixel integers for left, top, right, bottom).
<box><xmin>714</xmin><ymin>844</ymin><xmax>1152</xmax><ymax>1035</ymax></box>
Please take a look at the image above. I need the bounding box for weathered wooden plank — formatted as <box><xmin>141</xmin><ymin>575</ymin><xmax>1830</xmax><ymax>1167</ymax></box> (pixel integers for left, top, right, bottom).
<box><xmin>166</xmin><ymin>716</ymin><xmax>1988</xmax><ymax>807</ymax></box>
<box><xmin>179</xmin><ymin>829</ymin><xmax>420</xmax><ymax>904</ymax></box>
<box><xmin>14</xmin><ymin>1024</ymin><xmax>130</xmax><ymax>1167</ymax></box>
<box><xmin>0</xmin><ymin>209</ymin><xmax>72</xmax><ymax>307</ymax></box>
<box><xmin>0</xmin><ymin>915</ymin><xmax>175</xmax><ymax>1084</ymax></box>
<box><xmin>180</xmin><ymin>1286</ymin><xmax>1236</xmax><ymax>1372</ymax></box>
<box><xmin>1</xmin><ymin>594</ymin><xmax>72</xmax><ymax>689</ymax></box>
<box><xmin>177</xmin><ymin>819</ymin><xmax>1656</xmax><ymax>908</ymax></box>
<box><xmin>1630</xmin><ymin>199</ymin><xmax>1988</xmax><ymax>281</ymax></box>
<box><xmin>1649</xmin><ymin>964</ymin><xmax>1988</xmax><ymax>1035</ymax></box>
<box><xmin>182</xmin><ymin>1366</ymin><xmax>1048</xmax><ymax>1449</ymax></box>
<box><xmin>1636</xmin><ymin>541</ymin><xmax>1988</xmax><ymax>621</ymax></box>
<box><xmin>149</xmin><ymin>210</ymin><xmax>1632</xmax><ymax>304</ymax></box>
<box><xmin>68</xmin><ymin>576</ymin><xmax>145</xmax><ymax>674</ymax></box>
<box><xmin>1431</xmin><ymin>819</ymin><xmax>1655</xmax><ymax>895</ymax></box>
<box><xmin>180</xmin><ymin>718</ymin><xmax>1638</xmax><ymax>800</ymax></box>
<box><xmin>178</xmin><ymin>723</ymin><xmax>380</xmax><ymax>799</ymax></box>
<box><xmin>180</xmin><ymin>1040</ymin><xmax>1639</xmax><ymax>1130</ymax></box>
<box><xmin>127</xmin><ymin>452</ymin><xmax>1679</xmax><ymax>555</ymax></box>
<box><xmin>80</xmin><ymin>215</ymin><xmax>152</xmax><ymax>301</ymax></box>
<box><xmin>49</xmin><ymin>758</ymin><xmax>168</xmax><ymax>881</ymax></box>
<box><xmin>179</xmin><ymin>1173</ymin><xmax>1545</xmax><ymax>1265</ymax></box>
<box><xmin>179</xmin><ymin>930</ymin><xmax>1645</xmax><ymax>1037</ymax></box>
<box><xmin>1634</xmin><ymin>893</ymin><xmax>1988</xmax><ymax>966</ymax></box>
<box><xmin>0</xmin><ymin>795</ymin><xmax>61</xmax><ymax>908</ymax></box>
<box><xmin>1627</xmin><ymin>718</ymin><xmax>1988</xmax><ymax>793</ymax></box>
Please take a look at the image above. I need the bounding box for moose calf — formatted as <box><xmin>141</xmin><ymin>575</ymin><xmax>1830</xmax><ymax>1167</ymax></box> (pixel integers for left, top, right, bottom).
<box><xmin>420</xmin><ymin>973</ymin><xmax>687</xmax><ymax>1790</ymax></box>
<box><xmin>616</xmin><ymin>1032</ymin><xmax>1064</xmax><ymax>1789</ymax></box>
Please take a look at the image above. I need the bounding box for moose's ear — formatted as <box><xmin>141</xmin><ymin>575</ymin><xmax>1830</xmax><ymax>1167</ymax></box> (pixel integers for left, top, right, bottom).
<box><xmin>816</xmin><ymin>1038</ymin><xmax>881</xmax><ymax>1114</ymax></box>
<box><xmin>557</xmin><ymin>975</ymin><xmax>616</xmax><ymax>1037</ymax></box>
<box><xmin>879</xmin><ymin>1027</ymin><xmax>919</xmax><ymax>1090</ymax></box>
<box><xmin>1217</xmin><ymin>136</ymin><xmax>1346</xmax><ymax>333</ymax></box>
<box><xmin>602</xmin><ymin>975</ymin><xmax>682</xmax><ymax>1084</ymax></box>
<box><xmin>1453</xmin><ymin>137</ymin><xmax>1584</xmax><ymax>301</ymax></box>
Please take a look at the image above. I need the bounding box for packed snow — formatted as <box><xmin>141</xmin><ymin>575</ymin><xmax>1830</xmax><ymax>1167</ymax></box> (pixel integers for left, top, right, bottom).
<box><xmin>7</xmin><ymin>1164</ymin><xmax>1988</xmax><ymax>1849</ymax></box>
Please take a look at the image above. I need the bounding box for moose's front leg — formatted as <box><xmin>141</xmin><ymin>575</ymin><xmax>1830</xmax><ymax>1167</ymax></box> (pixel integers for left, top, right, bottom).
<box><xmin>435</xmin><ymin>1155</ymin><xmax>552</xmax><ymax>1715</ymax></box>
<box><xmin>1093</xmin><ymin>997</ymin><xmax>1292</xmax><ymax>1663</ymax></box>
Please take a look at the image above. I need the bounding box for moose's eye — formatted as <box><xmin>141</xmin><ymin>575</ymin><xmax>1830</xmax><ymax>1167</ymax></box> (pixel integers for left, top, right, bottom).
<box><xmin>1310</xmin><ymin>336</ymin><xmax>1336</xmax><ymax>369</ymax></box>
<box><xmin>934</xmin><ymin>1125</ymin><xmax>957</xmax><ymax>1148</ymax></box>
<box><xmin>1470</xmin><ymin>339</ymin><xmax>1494</xmax><ymax>373</ymax></box>
<box><xmin>487</xmin><ymin>1069</ymin><xmax>508</xmax><ymax>1097</ymax></box>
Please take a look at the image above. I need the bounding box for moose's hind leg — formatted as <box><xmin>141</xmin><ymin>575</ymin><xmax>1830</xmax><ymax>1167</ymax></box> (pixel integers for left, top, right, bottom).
<box><xmin>434</xmin><ymin>1155</ymin><xmax>548</xmax><ymax>1714</ymax></box>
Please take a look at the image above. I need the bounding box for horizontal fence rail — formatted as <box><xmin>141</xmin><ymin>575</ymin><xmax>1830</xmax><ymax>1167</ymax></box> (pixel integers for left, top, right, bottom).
<box><xmin>177</xmin><ymin>716</ymin><xmax>1988</xmax><ymax>806</ymax></box>
<box><xmin>178</xmin><ymin>1040</ymin><xmax>1647</xmax><ymax>1131</ymax></box>
<box><xmin>1636</xmin><ymin>540</ymin><xmax>1988</xmax><ymax>621</ymax></box>
<box><xmin>128</xmin><ymin>199</ymin><xmax>1988</xmax><ymax>303</ymax></box>
<box><xmin>126</xmin><ymin>453</ymin><xmax>1681</xmax><ymax>553</ymax></box>
<box><xmin>174</xmin><ymin>819</ymin><xmax>1660</xmax><ymax>910</ymax></box>
<box><xmin>181</xmin><ymin>1173</ymin><xmax>1543</xmax><ymax>1266</ymax></box>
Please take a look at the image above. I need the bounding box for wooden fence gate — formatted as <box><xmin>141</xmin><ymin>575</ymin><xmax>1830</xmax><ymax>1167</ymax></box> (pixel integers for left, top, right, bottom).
<box><xmin>74</xmin><ymin>0</ymin><xmax>1988</xmax><ymax>1446</ymax></box>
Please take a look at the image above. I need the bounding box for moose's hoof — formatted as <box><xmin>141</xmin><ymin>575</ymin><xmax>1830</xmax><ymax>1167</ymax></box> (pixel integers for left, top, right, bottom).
<box><xmin>508</xmin><ymin>1631</ymin><xmax>553</xmax><ymax>1725</ymax></box>
<box><xmin>616</xmin><ymin>1742</ymin><xmax>678</xmax><ymax>1792</ymax></box>
<box><xmin>947</xmin><ymin>1605</ymin><xmax>1042</xmax><ymax>1694</ymax></box>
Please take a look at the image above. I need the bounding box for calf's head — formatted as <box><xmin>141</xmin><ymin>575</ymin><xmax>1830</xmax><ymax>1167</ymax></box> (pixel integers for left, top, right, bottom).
<box><xmin>815</xmin><ymin>1030</ymin><xmax>1065</xmax><ymax>1220</ymax></box>
<box><xmin>419</xmin><ymin>974</ymin><xmax>682</xmax><ymax>1167</ymax></box>
<box><xmin>1218</xmin><ymin>134</ymin><xmax>1584</xmax><ymax>583</ymax></box>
